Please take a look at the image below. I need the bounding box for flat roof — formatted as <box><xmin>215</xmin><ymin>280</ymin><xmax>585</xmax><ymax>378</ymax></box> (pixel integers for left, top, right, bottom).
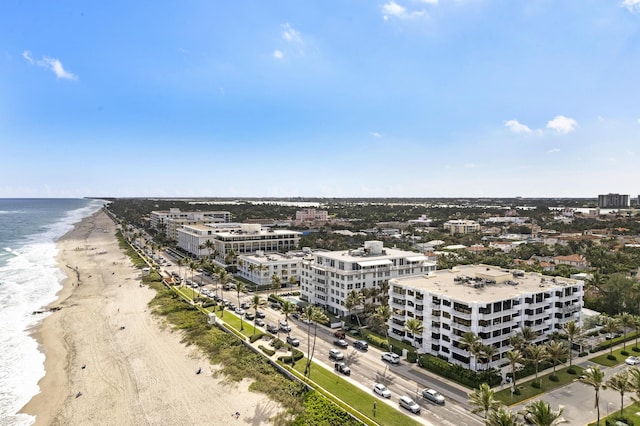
<box><xmin>315</xmin><ymin>246</ymin><xmax>426</xmax><ymax>263</ymax></box>
<box><xmin>391</xmin><ymin>264</ymin><xmax>583</xmax><ymax>303</ymax></box>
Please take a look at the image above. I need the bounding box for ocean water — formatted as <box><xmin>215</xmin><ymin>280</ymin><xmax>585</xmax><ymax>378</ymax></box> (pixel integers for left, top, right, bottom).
<box><xmin>0</xmin><ymin>199</ymin><xmax>105</xmax><ymax>426</ymax></box>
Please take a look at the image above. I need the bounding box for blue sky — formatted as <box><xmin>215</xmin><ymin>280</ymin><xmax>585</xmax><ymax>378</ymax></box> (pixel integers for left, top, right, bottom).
<box><xmin>1</xmin><ymin>1</ymin><xmax>639</xmax><ymax>198</ymax></box>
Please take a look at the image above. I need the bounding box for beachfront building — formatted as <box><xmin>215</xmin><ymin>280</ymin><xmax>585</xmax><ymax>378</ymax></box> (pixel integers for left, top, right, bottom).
<box><xmin>237</xmin><ymin>251</ymin><xmax>306</xmax><ymax>290</ymax></box>
<box><xmin>300</xmin><ymin>241</ymin><xmax>437</xmax><ymax>317</ymax></box>
<box><xmin>150</xmin><ymin>208</ymin><xmax>232</xmax><ymax>237</ymax></box>
<box><xmin>598</xmin><ymin>193</ymin><xmax>630</xmax><ymax>209</ymax></box>
<box><xmin>443</xmin><ymin>219</ymin><xmax>480</xmax><ymax>234</ymax></box>
<box><xmin>177</xmin><ymin>223</ymin><xmax>302</xmax><ymax>265</ymax></box>
<box><xmin>388</xmin><ymin>264</ymin><xmax>584</xmax><ymax>371</ymax></box>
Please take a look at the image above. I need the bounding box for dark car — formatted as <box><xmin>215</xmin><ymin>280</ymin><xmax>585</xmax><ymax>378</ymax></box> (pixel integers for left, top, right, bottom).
<box><xmin>270</xmin><ymin>302</ymin><xmax>281</xmax><ymax>310</ymax></box>
<box><xmin>334</xmin><ymin>330</ymin><xmax>346</xmax><ymax>339</ymax></box>
<box><xmin>245</xmin><ymin>312</ymin><xmax>255</xmax><ymax>320</ymax></box>
<box><xmin>291</xmin><ymin>312</ymin><xmax>300</xmax><ymax>320</ymax></box>
<box><xmin>333</xmin><ymin>339</ymin><xmax>348</xmax><ymax>348</ymax></box>
<box><xmin>353</xmin><ymin>340</ymin><xmax>368</xmax><ymax>350</ymax></box>
<box><xmin>266</xmin><ymin>324</ymin><xmax>278</xmax><ymax>334</ymax></box>
<box><xmin>255</xmin><ymin>311</ymin><xmax>266</xmax><ymax>319</ymax></box>
<box><xmin>334</xmin><ymin>362</ymin><xmax>351</xmax><ymax>376</ymax></box>
<box><xmin>286</xmin><ymin>336</ymin><xmax>300</xmax><ymax>347</ymax></box>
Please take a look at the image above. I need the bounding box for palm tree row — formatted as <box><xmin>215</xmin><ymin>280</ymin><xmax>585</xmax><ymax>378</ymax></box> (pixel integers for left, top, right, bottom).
<box><xmin>580</xmin><ymin>365</ymin><xmax>640</xmax><ymax>425</ymax></box>
<box><xmin>468</xmin><ymin>382</ymin><xmax>567</xmax><ymax>425</ymax></box>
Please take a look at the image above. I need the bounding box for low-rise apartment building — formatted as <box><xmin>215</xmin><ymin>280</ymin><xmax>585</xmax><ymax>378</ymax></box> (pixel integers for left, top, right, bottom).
<box><xmin>237</xmin><ymin>251</ymin><xmax>304</xmax><ymax>290</ymax></box>
<box><xmin>177</xmin><ymin>223</ymin><xmax>302</xmax><ymax>265</ymax></box>
<box><xmin>300</xmin><ymin>241</ymin><xmax>437</xmax><ymax>317</ymax></box>
<box><xmin>151</xmin><ymin>208</ymin><xmax>232</xmax><ymax>239</ymax></box>
<box><xmin>388</xmin><ymin>264</ymin><xmax>584</xmax><ymax>371</ymax></box>
<box><xmin>444</xmin><ymin>220</ymin><xmax>480</xmax><ymax>234</ymax></box>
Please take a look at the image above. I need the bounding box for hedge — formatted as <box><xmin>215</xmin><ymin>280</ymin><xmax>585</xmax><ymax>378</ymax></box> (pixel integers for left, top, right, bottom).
<box><xmin>258</xmin><ymin>345</ymin><xmax>276</xmax><ymax>356</ymax></box>
<box><xmin>277</xmin><ymin>348</ymin><xmax>304</xmax><ymax>364</ymax></box>
<box><xmin>406</xmin><ymin>351</ymin><xmax>418</xmax><ymax>363</ymax></box>
<box><xmin>364</xmin><ymin>333</ymin><xmax>389</xmax><ymax>350</ymax></box>
<box><xmin>418</xmin><ymin>354</ymin><xmax>501</xmax><ymax>388</ymax></box>
<box><xmin>249</xmin><ymin>332</ymin><xmax>266</xmax><ymax>343</ymax></box>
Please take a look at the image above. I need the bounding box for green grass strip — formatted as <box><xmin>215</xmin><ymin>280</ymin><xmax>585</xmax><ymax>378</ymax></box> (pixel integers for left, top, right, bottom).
<box><xmin>590</xmin><ymin>346</ymin><xmax>633</xmax><ymax>367</ymax></box>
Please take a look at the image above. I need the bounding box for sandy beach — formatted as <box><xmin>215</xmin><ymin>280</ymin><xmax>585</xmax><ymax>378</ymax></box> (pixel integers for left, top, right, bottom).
<box><xmin>20</xmin><ymin>210</ymin><xmax>281</xmax><ymax>425</ymax></box>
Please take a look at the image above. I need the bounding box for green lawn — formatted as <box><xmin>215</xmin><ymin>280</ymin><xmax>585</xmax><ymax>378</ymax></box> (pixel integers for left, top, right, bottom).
<box><xmin>495</xmin><ymin>366</ymin><xmax>584</xmax><ymax>406</ymax></box>
<box><xmin>288</xmin><ymin>359</ymin><xmax>422</xmax><ymax>426</ymax></box>
<box><xmin>588</xmin><ymin>401</ymin><xmax>640</xmax><ymax>426</ymax></box>
<box><xmin>590</xmin><ymin>346</ymin><xmax>635</xmax><ymax>367</ymax></box>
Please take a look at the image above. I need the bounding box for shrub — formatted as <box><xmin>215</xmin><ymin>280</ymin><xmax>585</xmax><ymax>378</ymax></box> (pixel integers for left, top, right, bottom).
<box><xmin>272</xmin><ymin>339</ymin><xmax>285</xmax><ymax>350</ymax></box>
<box><xmin>513</xmin><ymin>388</ymin><xmax>521</xmax><ymax>395</ymax></box>
<box><xmin>278</xmin><ymin>350</ymin><xmax>303</xmax><ymax>364</ymax></box>
<box><xmin>634</xmin><ymin>347</ymin><xmax>640</xmax><ymax>353</ymax></box>
<box><xmin>365</xmin><ymin>334</ymin><xmax>389</xmax><ymax>350</ymax></box>
<box><xmin>250</xmin><ymin>332</ymin><xmax>266</xmax><ymax>343</ymax></box>
<box><xmin>259</xmin><ymin>345</ymin><xmax>275</xmax><ymax>356</ymax></box>
<box><xmin>607</xmin><ymin>354</ymin><xmax>617</xmax><ymax>361</ymax></box>
<box><xmin>567</xmin><ymin>367</ymin><xmax>577</xmax><ymax>375</ymax></box>
<box><xmin>417</xmin><ymin>354</ymin><xmax>501</xmax><ymax>388</ymax></box>
<box><xmin>622</xmin><ymin>350</ymin><xmax>629</xmax><ymax>356</ymax></box>
<box><xmin>531</xmin><ymin>380</ymin><xmax>541</xmax><ymax>389</ymax></box>
<box><xmin>549</xmin><ymin>374</ymin><xmax>560</xmax><ymax>382</ymax></box>
<box><xmin>579</xmin><ymin>351</ymin><xmax>589</xmax><ymax>357</ymax></box>
<box><xmin>406</xmin><ymin>351</ymin><xmax>418</xmax><ymax>363</ymax></box>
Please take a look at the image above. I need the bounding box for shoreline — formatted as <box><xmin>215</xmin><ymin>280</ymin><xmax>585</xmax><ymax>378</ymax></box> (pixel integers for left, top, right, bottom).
<box><xmin>20</xmin><ymin>210</ymin><xmax>281</xmax><ymax>425</ymax></box>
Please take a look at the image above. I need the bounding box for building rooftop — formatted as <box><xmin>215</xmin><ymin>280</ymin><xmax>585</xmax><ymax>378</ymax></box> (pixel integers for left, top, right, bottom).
<box><xmin>315</xmin><ymin>242</ymin><xmax>428</xmax><ymax>264</ymax></box>
<box><xmin>391</xmin><ymin>264</ymin><xmax>583</xmax><ymax>303</ymax></box>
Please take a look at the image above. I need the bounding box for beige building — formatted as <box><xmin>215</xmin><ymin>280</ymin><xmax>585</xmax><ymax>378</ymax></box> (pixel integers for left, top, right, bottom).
<box><xmin>444</xmin><ymin>219</ymin><xmax>480</xmax><ymax>234</ymax></box>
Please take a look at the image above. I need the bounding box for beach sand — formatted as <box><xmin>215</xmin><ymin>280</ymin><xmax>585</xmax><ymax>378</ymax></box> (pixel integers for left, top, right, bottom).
<box><xmin>20</xmin><ymin>210</ymin><xmax>281</xmax><ymax>425</ymax></box>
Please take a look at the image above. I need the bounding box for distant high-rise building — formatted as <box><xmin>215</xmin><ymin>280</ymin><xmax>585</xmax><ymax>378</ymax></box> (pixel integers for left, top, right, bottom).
<box><xmin>597</xmin><ymin>193</ymin><xmax>630</xmax><ymax>208</ymax></box>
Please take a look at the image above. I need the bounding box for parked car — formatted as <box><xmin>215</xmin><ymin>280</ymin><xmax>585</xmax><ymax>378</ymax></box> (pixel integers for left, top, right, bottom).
<box><xmin>422</xmin><ymin>388</ymin><xmax>445</xmax><ymax>405</ymax></box>
<box><xmin>280</xmin><ymin>323</ymin><xmax>291</xmax><ymax>332</ymax></box>
<box><xmin>381</xmin><ymin>352</ymin><xmax>400</xmax><ymax>364</ymax></box>
<box><xmin>234</xmin><ymin>308</ymin><xmax>245</xmax><ymax>316</ymax></box>
<box><xmin>270</xmin><ymin>302</ymin><xmax>282</xmax><ymax>310</ymax></box>
<box><xmin>266</xmin><ymin>324</ymin><xmax>278</xmax><ymax>334</ymax></box>
<box><xmin>334</xmin><ymin>330</ymin><xmax>346</xmax><ymax>339</ymax></box>
<box><xmin>255</xmin><ymin>311</ymin><xmax>266</xmax><ymax>319</ymax></box>
<box><xmin>399</xmin><ymin>395</ymin><xmax>421</xmax><ymax>414</ymax></box>
<box><xmin>353</xmin><ymin>340</ymin><xmax>368</xmax><ymax>351</ymax></box>
<box><xmin>329</xmin><ymin>349</ymin><xmax>344</xmax><ymax>361</ymax></box>
<box><xmin>301</xmin><ymin>318</ymin><xmax>314</xmax><ymax>325</ymax></box>
<box><xmin>334</xmin><ymin>362</ymin><xmax>351</xmax><ymax>376</ymax></box>
<box><xmin>626</xmin><ymin>356</ymin><xmax>640</xmax><ymax>365</ymax></box>
<box><xmin>245</xmin><ymin>312</ymin><xmax>255</xmax><ymax>320</ymax></box>
<box><xmin>333</xmin><ymin>339</ymin><xmax>348</xmax><ymax>348</ymax></box>
<box><xmin>373</xmin><ymin>383</ymin><xmax>391</xmax><ymax>398</ymax></box>
<box><xmin>286</xmin><ymin>336</ymin><xmax>300</xmax><ymax>347</ymax></box>
<box><xmin>240</xmin><ymin>302</ymin><xmax>250</xmax><ymax>309</ymax></box>
<box><xmin>255</xmin><ymin>318</ymin><xmax>265</xmax><ymax>327</ymax></box>
<box><xmin>291</xmin><ymin>312</ymin><xmax>300</xmax><ymax>320</ymax></box>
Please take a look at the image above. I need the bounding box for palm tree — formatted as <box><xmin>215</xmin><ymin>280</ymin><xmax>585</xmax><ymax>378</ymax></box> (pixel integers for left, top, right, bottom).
<box><xmin>579</xmin><ymin>365</ymin><xmax>606</xmax><ymax>426</ymax></box>
<box><xmin>520</xmin><ymin>326</ymin><xmax>538</xmax><ymax>345</ymax></box>
<box><xmin>509</xmin><ymin>333</ymin><xmax>526</xmax><ymax>353</ymax></box>
<box><xmin>606</xmin><ymin>370</ymin><xmax>632</xmax><ymax>419</ymax></box>
<box><xmin>235</xmin><ymin>281</ymin><xmax>246</xmax><ymax>331</ymax></box>
<box><xmin>627</xmin><ymin>367</ymin><xmax>640</xmax><ymax>402</ymax></box>
<box><xmin>617</xmin><ymin>312</ymin><xmax>634</xmax><ymax>351</ymax></box>
<box><xmin>250</xmin><ymin>294</ymin><xmax>265</xmax><ymax>336</ymax></box>
<box><xmin>506</xmin><ymin>350</ymin><xmax>525</xmax><ymax>392</ymax></box>
<box><xmin>522</xmin><ymin>400</ymin><xmax>567</xmax><ymax>426</ymax></box>
<box><xmin>270</xmin><ymin>274</ymin><xmax>282</xmax><ymax>296</ymax></box>
<box><xmin>632</xmin><ymin>315</ymin><xmax>640</xmax><ymax>350</ymax></box>
<box><xmin>563</xmin><ymin>320</ymin><xmax>582</xmax><ymax>367</ymax></box>
<box><xmin>481</xmin><ymin>344</ymin><xmax>499</xmax><ymax>371</ymax></box>
<box><xmin>545</xmin><ymin>341</ymin><xmax>568</xmax><ymax>377</ymax></box>
<box><xmin>302</xmin><ymin>306</ymin><xmax>329</xmax><ymax>378</ymax></box>
<box><xmin>526</xmin><ymin>344</ymin><xmax>548</xmax><ymax>386</ymax></box>
<box><xmin>372</xmin><ymin>305</ymin><xmax>392</xmax><ymax>343</ymax></box>
<box><xmin>486</xmin><ymin>406</ymin><xmax>523</xmax><ymax>426</ymax></box>
<box><xmin>460</xmin><ymin>331</ymin><xmax>482</xmax><ymax>371</ymax></box>
<box><xmin>404</xmin><ymin>318</ymin><xmax>424</xmax><ymax>349</ymax></box>
<box><xmin>602</xmin><ymin>315</ymin><xmax>621</xmax><ymax>356</ymax></box>
<box><xmin>281</xmin><ymin>301</ymin><xmax>295</xmax><ymax>327</ymax></box>
<box><xmin>345</xmin><ymin>290</ymin><xmax>364</xmax><ymax>328</ymax></box>
<box><xmin>468</xmin><ymin>382</ymin><xmax>503</xmax><ymax>420</ymax></box>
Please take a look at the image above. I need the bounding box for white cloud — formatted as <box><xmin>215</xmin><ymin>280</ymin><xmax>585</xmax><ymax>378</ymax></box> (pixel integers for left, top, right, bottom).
<box><xmin>547</xmin><ymin>148</ymin><xmax>560</xmax><ymax>153</ymax></box>
<box><xmin>273</xmin><ymin>50</ymin><xmax>284</xmax><ymax>60</ymax></box>
<box><xmin>382</xmin><ymin>1</ymin><xmax>426</xmax><ymax>20</ymax></box>
<box><xmin>622</xmin><ymin>0</ymin><xmax>640</xmax><ymax>13</ymax></box>
<box><xmin>281</xmin><ymin>23</ymin><xmax>302</xmax><ymax>44</ymax></box>
<box><xmin>22</xmin><ymin>50</ymin><xmax>77</xmax><ymax>80</ymax></box>
<box><xmin>504</xmin><ymin>119</ymin><xmax>532</xmax><ymax>134</ymax></box>
<box><xmin>546</xmin><ymin>115</ymin><xmax>578</xmax><ymax>134</ymax></box>
<box><xmin>370</xmin><ymin>132</ymin><xmax>382</xmax><ymax>138</ymax></box>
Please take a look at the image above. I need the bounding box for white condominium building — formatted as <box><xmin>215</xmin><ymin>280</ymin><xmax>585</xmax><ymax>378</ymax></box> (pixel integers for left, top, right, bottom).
<box><xmin>151</xmin><ymin>208</ymin><xmax>231</xmax><ymax>233</ymax></box>
<box><xmin>388</xmin><ymin>264</ymin><xmax>584</xmax><ymax>371</ymax></box>
<box><xmin>443</xmin><ymin>219</ymin><xmax>480</xmax><ymax>234</ymax></box>
<box><xmin>177</xmin><ymin>223</ymin><xmax>302</xmax><ymax>265</ymax></box>
<box><xmin>237</xmin><ymin>251</ymin><xmax>305</xmax><ymax>290</ymax></box>
<box><xmin>295</xmin><ymin>208</ymin><xmax>328</xmax><ymax>222</ymax></box>
<box><xmin>300</xmin><ymin>241</ymin><xmax>437</xmax><ymax>317</ymax></box>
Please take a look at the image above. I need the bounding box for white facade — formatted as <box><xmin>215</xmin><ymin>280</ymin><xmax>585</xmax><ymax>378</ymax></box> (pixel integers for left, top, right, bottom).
<box><xmin>151</xmin><ymin>208</ymin><xmax>231</xmax><ymax>235</ymax></box>
<box><xmin>443</xmin><ymin>220</ymin><xmax>480</xmax><ymax>234</ymax></box>
<box><xmin>177</xmin><ymin>223</ymin><xmax>302</xmax><ymax>264</ymax></box>
<box><xmin>237</xmin><ymin>251</ymin><xmax>304</xmax><ymax>290</ymax></box>
<box><xmin>388</xmin><ymin>264</ymin><xmax>584</xmax><ymax>371</ymax></box>
<box><xmin>300</xmin><ymin>241</ymin><xmax>437</xmax><ymax>316</ymax></box>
